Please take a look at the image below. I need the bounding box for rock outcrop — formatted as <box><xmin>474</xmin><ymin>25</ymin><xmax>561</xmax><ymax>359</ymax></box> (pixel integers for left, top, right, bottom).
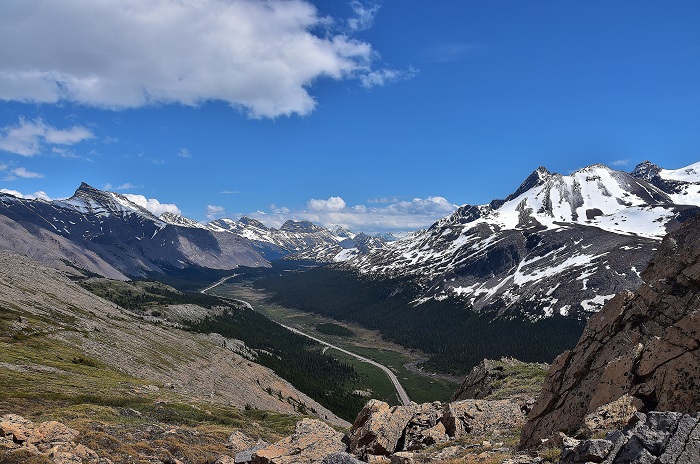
<box><xmin>0</xmin><ymin>414</ymin><xmax>111</xmax><ymax>463</ymax></box>
<box><xmin>560</xmin><ymin>411</ymin><xmax>700</xmax><ymax>464</ymax></box>
<box><xmin>521</xmin><ymin>215</ymin><xmax>700</xmax><ymax>448</ymax></box>
<box><xmin>347</xmin><ymin>398</ymin><xmax>529</xmax><ymax>461</ymax></box>
<box><xmin>251</xmin><ymin>419</ymin><xmax>345</xmax><ymax>464</ymax></box>
<box><xmin>451</xmin><ymin>357</ymin><xmax>548</xmax><ymax>401</ymax></box>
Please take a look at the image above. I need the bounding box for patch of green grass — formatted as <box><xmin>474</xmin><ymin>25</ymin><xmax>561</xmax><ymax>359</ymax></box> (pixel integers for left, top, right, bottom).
<box><xmin>349</xmin><ymin>346</ymin><xmax>458</xmax><ymax>404</ymax></box>
<box><xmin>483</xmin><ymin>361</ymin><xmax>548</xmax><ymax>400</ymax></box>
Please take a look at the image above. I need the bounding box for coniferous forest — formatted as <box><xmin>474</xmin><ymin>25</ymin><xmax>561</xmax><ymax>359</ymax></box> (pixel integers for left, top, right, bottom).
<box><xmin>255</xmin><ymin>266</ymin><xmax>585</xmax><ymax>374</ymax></box>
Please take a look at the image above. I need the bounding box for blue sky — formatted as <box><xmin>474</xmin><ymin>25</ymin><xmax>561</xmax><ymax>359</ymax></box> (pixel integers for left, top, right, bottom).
<box><xmin>0</xmin><ymin>0</ymin><xmax>699</xmax><ymax>233</ymax></box>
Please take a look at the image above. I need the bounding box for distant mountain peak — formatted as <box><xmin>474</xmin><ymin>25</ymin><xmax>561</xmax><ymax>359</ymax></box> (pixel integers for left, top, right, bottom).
<box><xmin>280</xmin><ymin>220</ymin><xmax>322</xmax><ymax>233</ymax></box>
<box><xmin>631</xmin><ymin>160</ymin><xmax>661</xmax><ymax>181</ymax></box>
<box><xmin>238</xmin><ymin>216</ymin><xmax>269</xmax><ymax>230</ymax></box>
<box><xmin>160</xmin><ymin>212</ymin><xmax>205</xmax><ymax>228</ymax></box>
<box><xmin>62</xmin><ymin>182</ymin><xmax>158</xmax><ymax>220</ymax></box>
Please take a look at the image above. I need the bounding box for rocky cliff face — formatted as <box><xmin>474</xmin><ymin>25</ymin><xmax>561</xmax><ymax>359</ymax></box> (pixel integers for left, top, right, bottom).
<box><xmin>520</xmin><ymin>215</ymin><xmax>700</xmax><ymax>448</ymax></box>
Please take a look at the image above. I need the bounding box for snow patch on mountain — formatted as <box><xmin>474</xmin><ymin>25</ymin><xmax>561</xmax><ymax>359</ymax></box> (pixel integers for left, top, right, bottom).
<box><xmin>343</xmin><ymin>162</ymin><xmax>700</xmax><ymax>321</ymax></box>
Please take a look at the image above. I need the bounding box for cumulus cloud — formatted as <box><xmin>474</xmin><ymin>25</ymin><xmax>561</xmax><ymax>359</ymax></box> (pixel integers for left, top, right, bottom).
<box><xmin>123</xmin><ymin>193</ymin><xmax>182</xmax><ymax>216</ymax></box>
<box><xmin>206</xmin><ymin>204</ymin><xmax>226</xmax><ymax>220</ymax></box>
<box><xmin>247</xmin><ymin>195</ymin><xmax>457</xmax><ymax>234</ymax></box>
<box><xmin>11</xmin><ymin>167</ymin><xmax>44</xmax><ymax>178</ymax></box>
<box><xmin>0</xmin><ymin>118</ymin><xmax>94</xmax><ymax>156</ymax></box>
<box><xmin>0</xmin><ymin>188</ymin><xmax>51</xmax><ymax>200</ymax></box>
<box><xmin>307</xmin><ymin>196</ymin><xmax>346</xmax><ymax>211</ymax></box>
<box><xmin>609</xmin><ymin>159</ymin><xmax>630</xmax><ymax>167</ymax></box>
<box><xmin>0</xmin><ymin>0</ymin><xmax>387</xmax><ymax>118</ymax></box>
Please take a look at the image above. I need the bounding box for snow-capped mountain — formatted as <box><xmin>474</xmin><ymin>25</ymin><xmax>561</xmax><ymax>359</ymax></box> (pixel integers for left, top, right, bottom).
<box><xmin>0</xmin><ymin>183</ymin><xmax>267</xmax><ymax>278</ymax></box>
<box><xmin>343</xmin><ymin>162</ymin><xmax>700</xmax><ymax>321</ymax></box>
<box><xmin>206</xmin><ymin>217</ymin><xmax>388</xmax><ymax>262</ymax></box>
<box><xmin>631</xmin><ymin>160</ymin><xmax>700</xmax><ymax>205</ymax></box>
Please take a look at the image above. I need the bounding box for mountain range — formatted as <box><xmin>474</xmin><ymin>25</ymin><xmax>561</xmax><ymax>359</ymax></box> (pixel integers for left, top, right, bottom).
<box><xmin>1</xmin><ymin>160</ymin><xmax>698</xmax><ymax>326</ymax></box>
<box><xmin>338</xmin><ymin>161</ymin><xmax>700</xmax><ymax>321</ymax></box>
<box><xmin>0</xmin><ymin>183</ymin><xmax>391</xmax><ymax>279</ymax></box>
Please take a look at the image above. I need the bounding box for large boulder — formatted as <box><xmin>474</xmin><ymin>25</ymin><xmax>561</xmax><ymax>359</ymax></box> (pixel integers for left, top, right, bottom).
<box><xmin>0</xmin><ymin>414</ymin><xmax>110</xmax><ymax>463</ymax></box>
<box><xmin>347</xmin><ymin>400</ymin><xmax>417</xmax><ymax>458</ymax></box>
<box><xmin>521</xmin><ymin>216</ymin><xmax>700</xmax><ymax>448</ymax></box>
<box><xmin>560</xmin><ymin>411</ymin><xmax>700</xmax><ymax>464</ymax></box>
<box><xmin>401</xmin><ymin>402</ymin><xmax>447</xmax><ymax>451</ymax></box>
<box><xmin>252</xmin><ymin>418</ymin><xmax>345</xmax><ymax>464</ymax></box>
<box><xmin>442</xmin><ymin>399</ymin><xmax>529</xmax><ymax>438</ymax></box>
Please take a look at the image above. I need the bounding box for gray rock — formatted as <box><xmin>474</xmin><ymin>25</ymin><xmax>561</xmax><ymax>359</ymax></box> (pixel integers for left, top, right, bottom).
<box><xmin>614</xmin><ymin>435</ymin><xmax>656</xmax><ymax>464</ymax></box>
<box><xmin>561</xmin><ymin>412</ymin><xmax>700</xmax><ymax>464</ymax></box>
<box><xmin>321</xmin><ymin>452</ymin><xmax>364</xmax><ymax>464</ymax></box>
<box><xmin>671</xmin><ymin>417</ymin><xmax>700</xmax><ymax>464</ymax></box>
<box><xmin>235</xmin><ymin>442</ymin><xmax>269</xmax><ymax>463</ymax></box>
<box><xmin>659</xmin><ymin>415</ymin><xmax>698</xmax><ymax>464</ymax></box>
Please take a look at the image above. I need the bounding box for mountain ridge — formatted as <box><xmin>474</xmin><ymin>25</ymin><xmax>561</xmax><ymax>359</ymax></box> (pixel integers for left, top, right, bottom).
<box><xmin>335</xmin><ymin>161</ymin><xmax>700</xmax><ymax>321</ymax></box>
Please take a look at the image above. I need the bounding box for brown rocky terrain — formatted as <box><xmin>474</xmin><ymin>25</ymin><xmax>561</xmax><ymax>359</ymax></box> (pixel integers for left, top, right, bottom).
<box><xmin>520</xmin><ymin>214</ymin><xmax>700</xmax><ymax>448</ymax></box>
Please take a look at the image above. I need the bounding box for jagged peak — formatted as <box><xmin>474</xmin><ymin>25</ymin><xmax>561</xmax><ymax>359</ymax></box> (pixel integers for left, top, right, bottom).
<box><xmin>238</xmin><ymin>216</ymin><xmax>269</xmax><ymax>229</ymax></box>
<box><xmin>631</xmin><ymin>160</ymin><xmax>661</xmax><ymax>181</ymax></box>
<box><xmin>498</xmin><ymin>166</ymin><xmax>554</xmax><ymax>206</ymax></box>
<box><xmin>280</xmin><ymin>220</ymin><xmax>322</xmax><ymax>232</ymax></box>
<box><xmin>63</xmin><ymin>182</ymin><xmax>159</xmax><ymax>220</ymax></box>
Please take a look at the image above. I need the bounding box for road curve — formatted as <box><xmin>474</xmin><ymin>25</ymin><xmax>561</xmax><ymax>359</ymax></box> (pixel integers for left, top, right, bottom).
<box><xmin>202</xmin><ymin>276</ymin><xmax>412</xmax><ymax>406</ymax></box>
<box><xmin>278</xmin><ymin>322</ymin><xmax>412</xmax><ymax>406</ymax></box>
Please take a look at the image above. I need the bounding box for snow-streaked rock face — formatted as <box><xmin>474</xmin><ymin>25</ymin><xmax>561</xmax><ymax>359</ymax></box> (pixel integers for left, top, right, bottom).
<box><xmin>343</xmin><ymin>162</ymin><xmax>700</xmax><ymax>321</ymax></box>
<box><xmin>631</xmin><ymin>160</ymin><xmax>700</xmax><ymax>207</ymax></box>
<box><xmin>206</xmin><ymin>216</ymin><xmax>388</xmax><ymax>262</ymax></box>
<box><xmin>0</xmin><ymin>183</ymin><xmax>268</xmax><ymax>277</ymax></box>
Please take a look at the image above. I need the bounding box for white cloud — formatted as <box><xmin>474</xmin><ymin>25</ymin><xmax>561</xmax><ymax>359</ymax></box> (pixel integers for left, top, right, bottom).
<box><xmin>307</xmin><ymin>196</ymin><xmax>346</xmax><ymax>211</ymax></box>
<box><xmin>220</xmin><ymin>189</ymin><xmax>240</xmax><ymax>195</ymax></box>
<box><xmin>116</xmin><ymin>183</ymin><xmax>137</xmax><ymax>190</ymax></box>
<box><xmin>11</xmin><ymin>167</ymin><xmax>44</xmax><ymax>178</ymax></box>
<box><xmin>360</xmin><ymin>66</ymin><xmax>418</xmax><ymax>88</ymax></box>
<box><xmin>247</xmin><ymin>195</ymin><xmax>457</xmax><ymax>234</ymax></box>
<box><xmin>348</xmin><ymin>1</ymin><xmax>380</xmax><ymax>31</ymax></box>
<box><xmin>177</xmin><ymin>148</ymin><xmax>192</xmax><ymax>158</ymax></box>
<box><xmin>0</xmin><ymin>188</ymin><xmax>51</xmax><ymax>200</ymax></box>
<box><xmin>206</xmin><ymin>204</ymin><xmax>226</xmax><ymax>220</ymax></box>
<box><xmin>0</xmin><ymin>118</ymin><xmax>94</xmax><ymax>156</ymax></box>
<box><xmin>123</xmin><ymin>193</ymin><xmax>182</xmax><ymax>216</ymax></box>
<box><xmin>610</xmin><ymin>159</ymin><xmax>630</xmax><ymax>167</ymax></box>
<box><xmin>0</xmin><ymin>0</ymin><xmax>385</xmax><ymax>118</ymax></box>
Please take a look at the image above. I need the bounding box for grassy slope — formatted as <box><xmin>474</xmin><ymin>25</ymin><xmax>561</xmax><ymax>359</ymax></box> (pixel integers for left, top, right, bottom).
<box><xmin>0</xmin><ymin>309</ymin><xmax>298</xmax><ymax>464</ymax></box>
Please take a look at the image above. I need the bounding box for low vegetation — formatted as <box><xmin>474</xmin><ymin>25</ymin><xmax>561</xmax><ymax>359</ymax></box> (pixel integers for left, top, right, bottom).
<box><xmin>315</xmin><ymin>322</ymin><xmax>354</xmax><ymax>337</ymax></box>
<box><xmin>0</xmin><ymin>298</ymin><xmax>304</xmax><ymax>463</ymax></box>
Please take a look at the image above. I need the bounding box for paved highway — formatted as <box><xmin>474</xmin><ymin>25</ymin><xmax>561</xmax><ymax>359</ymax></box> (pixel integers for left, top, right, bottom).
<box><xmin>202</xmin><ymin>277</ymin><xmax>412</xmax><ymax>406</ymax></box>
